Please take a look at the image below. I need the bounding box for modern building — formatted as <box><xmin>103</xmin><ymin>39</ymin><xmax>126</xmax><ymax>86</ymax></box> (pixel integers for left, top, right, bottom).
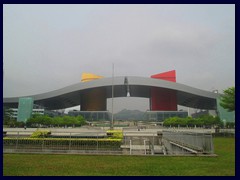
<box><xmin>144</xmin><ymin>110</ymin><xmax>188</xmax><ymax>122</ymax></box>
<box><xmin>68</xmin><ymin>110</ymin><xmax>110</xmax><ymax>121</ymax></box>
<box><xmin>17</xmin><ymin>97</ymin><xmax>33</xmax><ymax>122</ymax></box>
<box><xmin>150</xmin><ymin>70</ymin><xmax>177</xmax><ymax>111</ymax></box>
<box><xmin>11</xmin><ymin>104</ymin><xmax>62</xmax><ymax>121</ymax></box>
<box><xmin>11</xmin><ymin>108</ymin><xmax>44</xmax><ymax>119</ymax></box>
<box><xmin>216</xmin><ymin>98</ymin><xmax>235</xmax><ymax>122</ymax></box>
<box><xmin>10</xmin><ymin>108</ymin><xmax>19</xmax><ymax>119</ymax></box>
<box><xmin>4</xmin><ymin>70</ymin><xmax>232</xmax><ymax>122</ymax></box>
<box><xmin>191</xmin><ymin>110</ymin><xmax>217</xmax><ymax>118</ymax></box>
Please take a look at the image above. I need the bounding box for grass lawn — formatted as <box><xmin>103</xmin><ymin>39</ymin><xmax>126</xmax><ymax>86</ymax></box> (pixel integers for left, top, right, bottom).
<box><xmin>3</xmin><ymin>137</ymin><xmax>235</xmax><ymax>176</ymax></box>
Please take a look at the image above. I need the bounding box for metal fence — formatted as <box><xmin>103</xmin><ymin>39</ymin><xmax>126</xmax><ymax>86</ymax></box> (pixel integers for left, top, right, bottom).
<box><xmin>121</xmin><ymin>132</ymin><xmax>164</xmax><ymax>155</ymax></box>
<box><xmin>3</xmin><ymin>129</ymin><xmax>216</xmax><ymax>155</ymax></box>
<box><xmin>3</xmin><ymin>131</ymin><xmax>122</xmax><ymax>154</ymax></box>
<box><xmin>162</xmin><ymin>130</ymin><xmax>214</xmax><ymax>154</ymax></box>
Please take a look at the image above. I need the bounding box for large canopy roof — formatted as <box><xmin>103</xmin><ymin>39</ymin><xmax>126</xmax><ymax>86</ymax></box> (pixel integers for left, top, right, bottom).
<box><xmin>3</xmin><ymin>76</ymin><xmax>219</xmax><ymax>110</ymax></box>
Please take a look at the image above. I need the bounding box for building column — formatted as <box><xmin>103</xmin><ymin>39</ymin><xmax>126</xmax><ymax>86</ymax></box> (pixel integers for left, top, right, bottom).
<box><xmin>80</xmin><ymin>88</ymin><xmax>107</xmax><ymax>111</ymax></box>
<box><xmin>150</xmin><ymin>88</ymin><xmax>177</xmax><ymax>111</ymax></box>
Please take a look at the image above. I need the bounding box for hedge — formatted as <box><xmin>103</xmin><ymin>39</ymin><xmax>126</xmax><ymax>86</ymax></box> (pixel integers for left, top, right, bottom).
<box><xmin>106</xmin><ymin>130</ymin><xmax>123</xmax><ymax>139</ymax></box>
<box><xmin>3</xmin><ymin>137</ymin><xmax>122</xmax><ymax>148</ymax></box>
<box><xmin>30</xmin><ymin>130</ymin><xmax>51</xmax><ymax>138</ymax></box>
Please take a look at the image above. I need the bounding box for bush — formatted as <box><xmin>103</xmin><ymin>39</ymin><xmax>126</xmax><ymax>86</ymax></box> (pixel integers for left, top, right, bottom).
<box><xmin>26</xmin><ymin>115</ymin><xmax>86</xmax><ymax>128</ymax></box>
<box><xmin>226</xmin><ymin>122</ymin><xmax>235</xmax><ymax>128</ymax></box>
<box><xmin>30</xmin><ymin>130</ymin><xmax>51</xmax><ymax>138</ymax></box>
<box><xmin>163</xmin><ymin>115</ymin><xmax>223</xmax><ymax>128</ymax></box>
<box><xmin>106</xmin><ymin>130</ymin><xmax>123</xmax><ymax>140</ymax></box>
<box><xmin>3</xmin><ymin>137</ymin><xmax>122</xmax><ymax>148</ymax></box>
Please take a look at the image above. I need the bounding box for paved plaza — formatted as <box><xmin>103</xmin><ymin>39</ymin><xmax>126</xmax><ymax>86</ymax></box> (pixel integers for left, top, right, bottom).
<box><xmin>3</xmin><ymin>126</ymin><xmax>216</xmax><ymax>137</ymax></box>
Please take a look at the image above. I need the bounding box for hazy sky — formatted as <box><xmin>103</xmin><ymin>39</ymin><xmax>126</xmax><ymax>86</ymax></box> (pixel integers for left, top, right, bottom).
<box><xmin>3</xmin><ymin>4</ymin><xmax>235</xmax><ymax>113</ymax></box>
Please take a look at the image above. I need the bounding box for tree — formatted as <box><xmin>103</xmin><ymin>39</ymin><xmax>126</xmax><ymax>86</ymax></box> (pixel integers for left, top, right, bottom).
<box><xmin>199</xmin><ymin>115</ymin><xmax>216</xmax><ymax>127</ymax></box>
<box><xmin>26</xmin><ymin>114</ymin><xmax>86</xmax><ymax>128</ymax></box>
<box><xmin>26</xmin><ymin>114</ymin><xmax>41</xmax><ymax>127</ymax></box>
<box><xmin>3</xmin><ymin>106</ymin><xmax>16</xmax><ymax>126</ymax></box>
<box><xmin>3</xmin><ymin>106</ymin><xmax>14</xmax><ymax>121</ymax></box>
<box><xmin>163</xmin><ymin>115</ymin><xmax>222</xmax><ymax>128</ymax></box>
<box><xmin>220</xmin><ymin>87</ymin><xmax>235</xmax><ymax>112</ymax></box>
<box><xmin>76</xmin><ymin>115</ymin><xmax>86</xmax><ymax>126</ymax></box>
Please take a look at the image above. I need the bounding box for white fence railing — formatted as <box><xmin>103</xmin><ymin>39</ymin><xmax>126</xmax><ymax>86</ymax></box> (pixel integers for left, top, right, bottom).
<box><xmin>162</xmin><ymin>130</ymin><xmax>214</xmax><ymax>154</ymax></box>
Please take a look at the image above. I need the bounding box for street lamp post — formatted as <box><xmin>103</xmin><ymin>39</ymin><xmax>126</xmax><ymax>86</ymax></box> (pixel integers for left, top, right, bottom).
<box><xmin>111</xmin><ymin>63</ymin><xmax>114</xmax><ymax>130</ymax></box>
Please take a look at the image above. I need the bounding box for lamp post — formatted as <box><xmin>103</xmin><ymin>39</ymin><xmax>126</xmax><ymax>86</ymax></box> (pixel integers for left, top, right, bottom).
<box><xmin>111</xmin><ymin>63</ymin><xmax>114</xmax><ymax>130</ymax></box>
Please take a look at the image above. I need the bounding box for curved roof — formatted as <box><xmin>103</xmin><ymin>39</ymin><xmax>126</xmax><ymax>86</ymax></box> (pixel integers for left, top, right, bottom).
<box><xmin>3</xmin><ymin>76</ymin><xmax>219</xmax><ymax>110</ymax></box>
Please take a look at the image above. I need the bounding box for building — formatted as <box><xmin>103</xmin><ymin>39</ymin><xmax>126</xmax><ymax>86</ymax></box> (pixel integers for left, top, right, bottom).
<box><xmin>216</xmin><ymin>98</ymin><xmax>235</xmax><ymax>122</ymax></box>
<box><xmin>150</xmin><ymin>70</ymin><xmax>177</xmax><ymax>111</ymax></box>
<box><xmin>17</xmin><ymin>97</ymin><xmax>33</xmax><ymax>122</ymax></box>
<box><xmin>144</xmin><ymin>110</ymin><xmax>188</xmax><ymax>122</ymax></box>
<box><xmin>68</xmin><ymin>110</ymin><xmax>110</xmax><ymax>121</ymax></box>
<box><xmin>4</xmin><ymin>70</ymin><xmax>227</xmax><ymax>122</ymax></box>
<box><xmin>11</xmin><ymin>104</ymin><xmax>62</xmax><ymax>122</ymax></box>
<box><xmin>11</xmin><ymin>108</ymin><xmax>44</xmax><ymax>120</ymax></box>
<box><xmin>191</xmin><ymin>110</ymin><xmax>217</xmax><ymax>118</ymax></box>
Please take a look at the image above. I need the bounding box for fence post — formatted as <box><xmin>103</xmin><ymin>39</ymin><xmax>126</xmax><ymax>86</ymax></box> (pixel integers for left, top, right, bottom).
<box><xmin>210</xmin><ymin>134</ymin><xmax>214</xmax><ymax>154</ymax></box>
<box><xmin>124</xmin><ymin>133</ymin><xmax>126</xmax><ymax>145</ymax></box>
<box><xmin>97</xmin><ymin>133</ymin><xmax>99</xmax><ymax>153</ymax></box>
<box><xmin>42</xmin><ymin>138</ymin><xmax>44</xmax><ymax>151</ymax></box>
<box><xmin>181</xmin><ymin>132</ymin><xmax>184</xmax><ymax>154</ymax></box>
<box><xmin>195</xmin><ymin>132</ymin><xmax>197</xmax><ymax>150</ymax></box>
<box><xmin>69</xmin><ymin>132</ymin><xmax>71</xmax><ymax>150</ymax></box>
<box><xmin>152</xmin><ymin>133</ymin><xmax>155</xmax><ymax>155</ymax></box>
<box><xmin>16</xmin><ymin>131</ymin><xmax>19</xmax><ymax>149</ymax></box>
<box><xmin>129</xmin><ymin>140</ymin><xmax>132</xmax><ymax>155</ymax></box>
<box><xmin>144</xmin><ymin>140</ymin><xmax>146</xmax><ymax>155</ymax></box>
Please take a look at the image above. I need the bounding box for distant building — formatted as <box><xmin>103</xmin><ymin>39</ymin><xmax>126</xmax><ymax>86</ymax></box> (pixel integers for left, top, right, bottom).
<box><xmin>17</xmin><ymin>97</ymin><xmax>34</xmax><ymax>122</ymax></box>
<box><xmin>191</xmin><ymin>98</ymin><xmax>234</xmax><ymax>123</ymax></box>
<box><xmin>68</xmin><ymin>110</ymin><xmax>110</xmax><ymax>121</ymax></box>
<box><xmin>191</xmin><ymin>110</ymin><xmax>217</xmax><ymax>118</ymax></box>
<box><xmin>11</xmin><ymin>108</ymin><xmax>44</xmax><ymax>120</ymax></box>
<box><xmin>12</xmin><ymin>98</ymin><xmax>62</xmax><ymax>122</ymax></box>
<box><xmin>216</xmin><ymin>98</ymin><xmax>235</xmax><ymax>122</ymax></box>
<box><xmin>144</xmin><ymin>111</ymin><xmax>188</xmax><ymax>122</ymax></box>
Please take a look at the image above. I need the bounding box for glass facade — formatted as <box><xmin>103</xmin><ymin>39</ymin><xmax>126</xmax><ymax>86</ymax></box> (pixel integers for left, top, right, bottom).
<box><xmin>68</xmin><ymin>110</ymin><xmax>110</xmax><ymax>121</ymax></box>
<box><xmin>216</xmin><ymin>98</ymin><xmax>235</xmax><ymax>122</ymax></box>
<box><xmin>17</xmin><ymin>97</ymin><xmax>34</xmax><ymax>122</ymax></box>
<box><xmin>144</xmin><ymin>111</ymin><xmax>188</xmax><ymax>122</ymax></box>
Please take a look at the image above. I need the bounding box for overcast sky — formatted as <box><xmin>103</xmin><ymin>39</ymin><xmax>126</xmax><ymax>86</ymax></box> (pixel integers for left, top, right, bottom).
<box><xmin>3</xmin><ymin>4</ymin><xmax>235</xmax><ymax>113</ymax></box>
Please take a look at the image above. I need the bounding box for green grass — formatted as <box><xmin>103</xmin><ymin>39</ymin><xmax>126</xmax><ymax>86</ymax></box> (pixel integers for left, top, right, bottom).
<box><xmin>3</xmin><ymin>137</ymin><xmax>235</xmax><ymax>176</ymax></box>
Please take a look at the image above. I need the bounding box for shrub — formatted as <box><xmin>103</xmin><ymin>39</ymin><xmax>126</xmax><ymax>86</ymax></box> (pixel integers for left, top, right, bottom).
<box><xmin>30</xmin><ymin>130</ymin><xmax>51</xmax><ymax>138</ymax></box>
<box><xmin>106</xmin><ymin>130</ymin><xmax>123</xmax><ymax>140</ymax></box>
<box><xmin>3</xmin><ymin>137</ymin><xmax>122</xmax><ymax>149</ymax></box>
<box><xmin>226</xmin><ymin>122</ymin><xmax>235</xmax><ymax>128</ymax></box>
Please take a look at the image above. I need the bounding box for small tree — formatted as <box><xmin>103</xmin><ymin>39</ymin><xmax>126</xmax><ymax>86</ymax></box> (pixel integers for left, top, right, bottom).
<box><xmin>3</xmin><ymin>106</ymin><xmax>14</xmax><ymax>122</ymax></box>
<box><xmin>220</xmin><ymin>87</ymin><xmax>235</xmax><ymax>112</ymax></box>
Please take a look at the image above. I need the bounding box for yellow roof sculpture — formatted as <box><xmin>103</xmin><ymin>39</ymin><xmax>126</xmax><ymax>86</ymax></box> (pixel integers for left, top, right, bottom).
<box><xmin>81</xmin><ymin>73</ymin><xmax>104</xmax><ymax>82</ymax></box>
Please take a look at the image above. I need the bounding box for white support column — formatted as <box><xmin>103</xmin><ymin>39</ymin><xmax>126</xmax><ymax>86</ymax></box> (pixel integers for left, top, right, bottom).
<box><xmin>129</xmin><ymin>140</ymin><xmax>132</xmax><ymax>155</ymax></box>
<box><xmin>144</xmin><ymin>140</ymin><xmax>146</xmax><ymax>155</ymax></box>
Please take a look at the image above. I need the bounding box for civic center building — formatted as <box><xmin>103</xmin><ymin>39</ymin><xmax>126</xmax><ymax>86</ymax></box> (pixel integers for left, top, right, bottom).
<box><xmin>3</xmin><ymin>70</ymin><xmax>234</xmax><ymax>123</ymax></box>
